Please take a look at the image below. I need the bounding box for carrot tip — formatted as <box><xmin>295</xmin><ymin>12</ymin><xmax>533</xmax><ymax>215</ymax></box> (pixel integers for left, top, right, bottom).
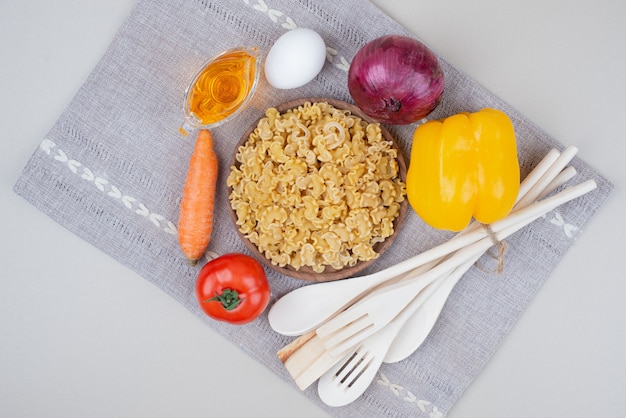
<box><xmin>187</xmin><ymin>258</ymin><xmax>200</xmax><ymax>267</ymax></box>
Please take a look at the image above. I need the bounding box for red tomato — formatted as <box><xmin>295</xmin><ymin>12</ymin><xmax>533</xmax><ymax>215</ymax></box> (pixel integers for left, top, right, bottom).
<box><xmin>195</xmin><ymin>253</ymin><xmax>270</xmax><ymax>325</ymax></box>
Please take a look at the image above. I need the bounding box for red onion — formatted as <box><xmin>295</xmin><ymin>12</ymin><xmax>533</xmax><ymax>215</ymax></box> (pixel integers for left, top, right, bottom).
<box><xmin>348</xmin><ymin>35</ymin><xmax>444</xmax><ymax>125</ymax></box>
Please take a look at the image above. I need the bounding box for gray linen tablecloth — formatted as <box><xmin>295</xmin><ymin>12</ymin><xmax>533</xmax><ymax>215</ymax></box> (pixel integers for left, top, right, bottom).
<box><xmin>14</xmin><ymin>0</ymin><xmax>613</xmax><ymax>416</ymax></box>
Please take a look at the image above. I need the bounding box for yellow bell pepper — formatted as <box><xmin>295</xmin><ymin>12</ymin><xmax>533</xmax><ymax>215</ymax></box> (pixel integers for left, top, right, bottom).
<box><xmin>406</xmin><ymin>108</ymin><xmax>520</xmax><ymax>231</ymax></box>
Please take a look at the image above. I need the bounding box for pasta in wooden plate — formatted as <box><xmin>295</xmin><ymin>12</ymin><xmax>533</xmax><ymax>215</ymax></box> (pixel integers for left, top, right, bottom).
<box><xmin>227</xmin><ymin>98</ymin><xmax>407</xmax><ymax>281</ymax></box>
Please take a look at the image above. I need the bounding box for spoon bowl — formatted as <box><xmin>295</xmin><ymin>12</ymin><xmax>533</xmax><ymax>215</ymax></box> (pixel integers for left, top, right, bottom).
<box><xmin>268</xmin><ymin>221</ymin><xmax>515</xmax><ymax>336</ymax></box>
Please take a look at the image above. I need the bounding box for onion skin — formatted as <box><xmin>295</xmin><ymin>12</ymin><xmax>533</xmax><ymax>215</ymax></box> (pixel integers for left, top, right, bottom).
<box><xmin>348</xmin><ymin>35</ymin><xmax>444</xmax><ymax>125</ymax></box>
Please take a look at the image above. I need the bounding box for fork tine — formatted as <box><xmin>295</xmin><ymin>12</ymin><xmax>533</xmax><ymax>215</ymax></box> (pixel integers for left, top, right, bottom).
<box><xmin>319</xmin><ymin>314</ymin><xmax>372</xmax><ymax>350</ymax></box>
<box><xmin>316</xmin><ymin>306</ymin><xmax>369</xmax><ymax>337</ymax></box>
<box><xmin>328</xmin><ymin>325</ymin><xmax>376</xmax><ymax>357</ymax></box>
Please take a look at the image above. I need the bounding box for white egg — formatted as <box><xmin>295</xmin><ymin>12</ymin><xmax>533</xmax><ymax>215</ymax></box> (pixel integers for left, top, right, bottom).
<box><xmin>264</xmin><ymin>28</ymin><xmax>326</xmax><ymax>90</ymax></box>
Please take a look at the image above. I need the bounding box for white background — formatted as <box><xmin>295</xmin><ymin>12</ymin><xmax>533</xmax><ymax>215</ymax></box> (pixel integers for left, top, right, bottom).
<box><xmin>1</xmin><ymin>0</ymin><xmax>624</xmax><ymax>417</ymax></box>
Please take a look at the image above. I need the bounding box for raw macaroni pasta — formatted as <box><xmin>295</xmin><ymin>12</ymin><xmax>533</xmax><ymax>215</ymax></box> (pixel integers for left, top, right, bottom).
<box><xmin>227</xmin><ymin>102</ymin><xmax>406</xmax><ymax>273</ymax></box>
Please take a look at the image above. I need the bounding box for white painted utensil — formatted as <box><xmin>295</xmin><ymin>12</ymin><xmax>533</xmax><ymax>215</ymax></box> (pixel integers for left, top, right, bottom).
<box><xmin>385</xmin><ymin>157</ymin><xmax>579</xmax><ymax>363</ymax></box>
<box><xmin>276</xmin><ymin>147</ymin><xmax>595</xmax><ymax>397</ymax></box>
<box><xmin>267</xmin><ymin>190</ymin><xmax>559</xmax><ymax>336</ymax></box>
<box><xmin>316</xmin><ymin>178</ymin><xmax>596</xmax><ymax>404</ymax></box>
<box><xmin>268</xmin><ymin>147</ymin><xmax>580</xmax><ymax>337</ymax></box>
<box><xmin>267</xmin><ymin>224</ymin><xmax>499</xmax><ymax>336</ymax></box>
<box><xmin>277</xmin><ymin>180</ymin><xmax>596</xmax><ymax>392</ymax></box>
<box><xmin>268</xmin><ymin>229</ymin><xmax>499</xmax><ymax>336</ymax></box>
<box><xmin>383</xmin><ymin>264</ymin><xmax>464</xmax><ymax>363</ymax></box>
<box><xmin>315</xmin><ymin>179</ymin><xmax>597</xmax><ymax>357</ymax></box>
<box><xmin>317</xmin><ymin>256</ymin><xmax>479</xmax><ymax>406</ymax></box>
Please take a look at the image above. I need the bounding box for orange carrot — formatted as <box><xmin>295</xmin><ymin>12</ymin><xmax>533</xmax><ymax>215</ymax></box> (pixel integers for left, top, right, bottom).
<box><xmin>178</xmin><ymin>129</ymin><xmax>218</xmax><ymax>266</ymax></box>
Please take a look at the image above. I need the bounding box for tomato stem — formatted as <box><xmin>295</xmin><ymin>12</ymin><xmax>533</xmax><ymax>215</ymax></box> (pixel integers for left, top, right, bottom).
<box><xmin>205</xmin><ymin>288</ymin><xmax>244</xmax><ymax>311</ymax></box>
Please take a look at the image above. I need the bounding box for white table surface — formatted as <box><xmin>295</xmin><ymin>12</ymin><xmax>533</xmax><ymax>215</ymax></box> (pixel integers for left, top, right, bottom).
<box><xmin>2</xmin><ymin>0</ymin><xmax>624</xmax><ymax>417</ymax></box>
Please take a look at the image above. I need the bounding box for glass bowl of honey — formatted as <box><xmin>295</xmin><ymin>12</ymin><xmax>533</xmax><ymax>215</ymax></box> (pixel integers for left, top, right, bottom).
<box><xmin>179</xmin><ymin>46</ymin><xmax>260</xmax><ymax>136</ymax></box>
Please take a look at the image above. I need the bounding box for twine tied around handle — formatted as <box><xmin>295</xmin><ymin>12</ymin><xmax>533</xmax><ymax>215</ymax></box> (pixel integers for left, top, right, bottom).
<box><xmin>479</xmin><ymin>223</ymin><xmax>508</xmax><ymax>274</ymax></box>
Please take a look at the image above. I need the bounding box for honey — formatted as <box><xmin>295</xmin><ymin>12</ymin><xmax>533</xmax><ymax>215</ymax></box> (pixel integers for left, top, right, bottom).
<box><xmin>180</xmin><ymin>47</ymin><xmax>259</xmax><ymax>135</ymax></box>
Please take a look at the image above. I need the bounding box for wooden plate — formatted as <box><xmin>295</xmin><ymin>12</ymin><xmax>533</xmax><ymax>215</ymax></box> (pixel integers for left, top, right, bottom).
<box><xmin>227</xmin><ymin>98</ymin><xmax>408</xmax><ymax>281</ymax></box>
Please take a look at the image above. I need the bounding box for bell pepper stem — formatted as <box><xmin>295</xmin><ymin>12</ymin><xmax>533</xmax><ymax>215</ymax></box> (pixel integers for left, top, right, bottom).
<box><xmin>205</xmin><ymin>288</ymin><xmax>244</xmax><ymax>311</ymax></box>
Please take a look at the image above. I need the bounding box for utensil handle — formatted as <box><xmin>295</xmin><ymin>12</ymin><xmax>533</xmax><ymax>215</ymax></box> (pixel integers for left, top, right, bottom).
<box><xmin>374</xmin><ymin>178</ymin><xmax>598</xmax><ymax>315</ymax></box>
<box><xmin>388</xmin><ymin>178</ymin><xmax>596</xmax><ymax>279</ymax></box>
<box><xmin>515</xmin><ymin>148</ymin><xmax>561</xmax><ymax>205</ymax></box>
<box><xmin>395</xmin><ymin>252</ymin><xmax>481</xmax><ymax>324</ymax></box>
<box><xmin>277</xmin><ymin>330</ymin><xmax>317</xmax><ymax>364</ymax></box>
<box><xmin>516</xmin><ymin>145</ymin><xmax>578</xmax><ymax>208</ymax></box>
<box><xmin>492</xmin><ymin>179</ymin><xmax>596</xmax><ymax>235</ymax></box>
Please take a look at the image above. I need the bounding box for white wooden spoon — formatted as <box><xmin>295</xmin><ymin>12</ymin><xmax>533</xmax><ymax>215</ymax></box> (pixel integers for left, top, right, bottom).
<box><xmin>384</xmin><ymin>161</ymin><xmax>579</xmax><ymax>363</ymax></box>
<box><xmin>314</xmin><ymin>179</ymin><xmax>596</xmax><ymax>356</ymax></box>
<box><xmin>317</xmin><ymin>177</ymin><xmax>596</xmax><ymax>405</ymax></box>
<box><xmin>268</xmin><ymin>147</ymin><xmax>576</xmax><ymax>337</ymax></box>
<box><xmin>268</xmin><ymin>223</ymin><xmax>508</xmax><ymax>336</ymax></box>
